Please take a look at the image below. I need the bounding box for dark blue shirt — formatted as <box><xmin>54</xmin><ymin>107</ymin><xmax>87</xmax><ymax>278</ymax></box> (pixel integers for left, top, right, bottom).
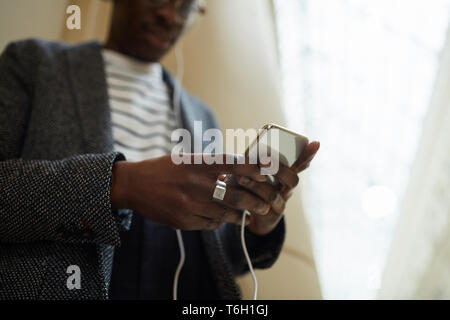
<box><xmin>109</xmin><ymin>213</ymin><xmax>219</xmax><ymax>299</ymax></box>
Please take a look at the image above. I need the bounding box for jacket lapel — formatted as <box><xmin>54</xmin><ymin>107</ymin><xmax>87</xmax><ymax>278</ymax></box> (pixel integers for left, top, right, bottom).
<box><xmin>162</xmin><ymin>69</ymin><xmax>210</xmax><ymax>151</ymax></box>
<box><xmin>162</xmin><ymin>69</ymin><xmax>191</xmax><ymax>131</ymax></box>
<box><xmin>66</xmin><ymin>41</ymin><xmax>114</xmax><ymax>154</ymax></box>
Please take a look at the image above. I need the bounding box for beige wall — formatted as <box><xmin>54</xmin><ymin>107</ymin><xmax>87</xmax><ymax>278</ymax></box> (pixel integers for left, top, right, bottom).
<box><xmin>60</xmin><ymin>0</ymin><xmax>113</xmax><ymax>45</ymax></box>
<box><xmin>0</xmin><ymin>0</ymin><xmax>321</xmax><ymax>299</ymax></box>
<box><xmin>0</xmin><ymin>0</ymin><xmax>67</xmax><ymax>50</ymax></box>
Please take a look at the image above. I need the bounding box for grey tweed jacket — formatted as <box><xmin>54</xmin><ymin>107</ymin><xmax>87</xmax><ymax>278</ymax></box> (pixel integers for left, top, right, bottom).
<box><xmin>0</xmin><ymin>39</ymin><xmax>285</xmax><ymax>300</ymax></box>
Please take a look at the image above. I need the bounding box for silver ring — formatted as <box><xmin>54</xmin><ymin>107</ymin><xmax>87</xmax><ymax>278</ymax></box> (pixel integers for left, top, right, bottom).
<box><xmin>212</xmin><ymin>180</ymin><xmax>227</xmax><ymax>202</ymax></box>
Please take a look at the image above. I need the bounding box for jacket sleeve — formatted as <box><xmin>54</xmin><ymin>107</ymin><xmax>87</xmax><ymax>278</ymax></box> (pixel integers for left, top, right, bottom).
<box><xmin>0</xmin><ymin>153</ymin><xmax>129</xmax><ymax>246</ymax></box>
<box><xmin>0</xmin><ymin>41</ymin><xmax>130</xmax><ymax>246</ymax></box>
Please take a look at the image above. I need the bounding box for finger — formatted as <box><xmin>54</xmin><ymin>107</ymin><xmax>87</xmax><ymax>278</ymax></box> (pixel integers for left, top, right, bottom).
<box><xmin>235</xmin><ymin>175</ymin><xmax>278</xmax><ymax>204</ymax></box>
<box><xmin>189</xmin><ymin>211</ymin><xmax>249</xmax><ymax>230</ymax></box>
<box><xmin>292</xmin><ymin>141</ymin><xmax>319</xmax><ymax>172</ymax></box>
<box><xmin>234</xmin><ymin>175</ymin><xmax>288</xmax><ymax>214</ymax></box>
<box><xmin>292</xmin><ymin>142</ymin><xmax>320</xmax><ymax>173</ymax></box>
<box><xmin>271</xmin><ymin>192</ymin><xmax>286</xmax><ymax>215</ymax></box>
<box><xmin>217</xmin><ymin>174</ymin><xmax>228</xmax><ymax>182</ymax></box>
<box><xmin>246</xmin><ymin>208</ymin><xmax>284</xmax><ymax>235</ymax></box>
<box><xmin>222</xmin><ymin>186</ymin><xmax>271</xmax><ymax>215</ymax></box>
<box><xmin>175</xmin><ymin>214</ymin><xmax>223</xmax><ymax>231</ymax></box>
<box><xmin>221</xmin><ymin>208</ymin><xmax>250</xmax><ymax>226</ymax></box>
<box><xmin>201</xmin><ymin>202</ymin><xmax>245</xmax><ymax>226</ymax></box>
<box><xmin>196</xmin><ymin>215</ymin><xmax>224</xmax><ymax>230</ymax></box>
<box><xmin>278</xmin><ymin>184</ymin><xmax>293</xmax><ymax>202</ymax></box>
<box><xmin>201</xmin><ymin>154</ymin><xmax>266</xmax><ymax>182</ymax></box>
<box><xmin>274</xmin><ymin>165</ymin><xmax>299</xmax><ymax>189</ymax></box>
<box><xmin>295</xmin><ymin>161</ymin><xmax>311</xmax><ymax>173</ymax></box>
<box><xmin>299</xmin><ymin>141</ymin><xmax>320</xmax><ymax>163</ymax></box>
<box><xmin>251</xmin><ymin>208</ymin><xmax>284</xmax><ymax>223</ymax></box>
<box><xmin>282</xmin><ymin>189</ymin><xmax>293</xmax><ymax>201</ymax></box>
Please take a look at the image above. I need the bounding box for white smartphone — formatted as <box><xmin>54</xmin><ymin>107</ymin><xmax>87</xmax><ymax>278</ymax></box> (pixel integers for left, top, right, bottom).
<box><xmin>245</xmin><ymin>123</ymin><xmax>309</xmax><ymax>170</ymax></box>
<box><xmin>224</xmin><ymin>124</ymin><xmax>309</xmax><ymax>214</ymax></box>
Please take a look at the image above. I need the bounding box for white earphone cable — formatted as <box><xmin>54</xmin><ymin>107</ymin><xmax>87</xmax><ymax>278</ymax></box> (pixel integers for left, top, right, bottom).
<box><xmin>173</xmin><ymin>41</ymin><xmax>185</xmax><ymax>301</ymax></box>
<box><xmin>173</xmin><ymin>229</ymin><xmax>185</xmax><ymax>300</ymax></box>
<box><xmin>241</xmin><ymin>211</ymin><xmax>258</xmax><ymax>300</ymax></box>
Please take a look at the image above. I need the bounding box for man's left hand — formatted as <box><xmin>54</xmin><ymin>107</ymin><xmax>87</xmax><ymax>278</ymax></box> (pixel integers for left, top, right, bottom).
<box><xmin>232</xmin><ymin>141</ymin><xmax>320</xmax><ymax>235</ymax></box>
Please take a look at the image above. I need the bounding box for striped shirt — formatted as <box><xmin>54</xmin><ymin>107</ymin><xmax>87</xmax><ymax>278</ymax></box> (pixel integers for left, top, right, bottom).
<box><xmin>102</xmin><ymin>49</ymin><xmax>189</xmax><ymax>299</ymax></box>
<box><xmin>102</xmin><ymin>49</ymin><xmax>176</xmax><ymax>162</ymax></box>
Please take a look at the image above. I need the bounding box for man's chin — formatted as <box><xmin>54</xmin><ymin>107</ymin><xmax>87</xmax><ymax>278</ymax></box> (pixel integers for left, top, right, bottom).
<box><xmin>131</xmin><ymin>43</ymin><xmax>174</xmax><ymax>63</ymax></box>
<box><xmin>123</xmin><ymin>49</ymin><xmax>163</xmax><ymax>63</ymax></box>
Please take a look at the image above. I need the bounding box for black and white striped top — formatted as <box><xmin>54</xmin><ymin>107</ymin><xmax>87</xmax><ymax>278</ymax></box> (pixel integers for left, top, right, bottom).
<box><xmin>102</xmin><ymin>49</ymin><xmax>176</xmax><ymax>162</ymax></box>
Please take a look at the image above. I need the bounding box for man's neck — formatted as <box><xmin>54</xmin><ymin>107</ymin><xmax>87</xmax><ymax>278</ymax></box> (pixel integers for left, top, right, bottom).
<box><xmin>103</xmin><ymin>39</ymin><xmax>160</xmax><ymax>64</ymax></box>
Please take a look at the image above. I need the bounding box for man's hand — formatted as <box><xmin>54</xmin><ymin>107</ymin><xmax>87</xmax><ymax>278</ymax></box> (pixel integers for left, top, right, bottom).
<box><xmin>233</xmin><ymin>141</ymin><xmax>320</xmax><ymax>235</ymax></box>
<box><xmin>111</xmin><ymin>154</ymin><xmax>275</xmax><ymax>230</ymax></box>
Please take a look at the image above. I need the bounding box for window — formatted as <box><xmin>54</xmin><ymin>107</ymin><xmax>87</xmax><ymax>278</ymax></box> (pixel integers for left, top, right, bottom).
<box><xmin>274</xmin><ymin>0</ymin><xmax>450</xmax><ymax>299</ymax></box>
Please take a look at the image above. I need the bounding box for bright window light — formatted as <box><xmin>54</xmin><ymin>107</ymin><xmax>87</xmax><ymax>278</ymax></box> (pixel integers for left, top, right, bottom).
<box><xmin>274</xmin><ymin>0</ymin><xmax>450</xmax><ymax>299</ymax></box>
<box><xmin>361</xmin><ymin>185</ymin><xmax>398</xmax><ymax>220</ymax></box>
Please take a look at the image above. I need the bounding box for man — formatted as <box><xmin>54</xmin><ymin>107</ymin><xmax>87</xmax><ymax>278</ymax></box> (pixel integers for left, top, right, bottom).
<box><xmin>0</xmin><ymin>0</ymin><xmax>319</xmax><ymax>299</ymax></box>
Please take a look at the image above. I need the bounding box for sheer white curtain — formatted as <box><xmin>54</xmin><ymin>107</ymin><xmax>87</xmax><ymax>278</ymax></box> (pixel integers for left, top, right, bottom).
<box><xmin>273</xmin><ymin>0</ymin><xmax>450</xmax><ymax>299</ymax></box>
<box><xmin>379</xmin><ymin>26</ymin><xmax>450</xmax><ymax>299</ymax></box>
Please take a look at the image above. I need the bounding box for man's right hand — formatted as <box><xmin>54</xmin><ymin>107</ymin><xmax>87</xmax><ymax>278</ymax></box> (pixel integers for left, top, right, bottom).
<box><xmin>110</xmin><ymin>154</ymin><xmax>272</xmax><ymax>230</ymax></box>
